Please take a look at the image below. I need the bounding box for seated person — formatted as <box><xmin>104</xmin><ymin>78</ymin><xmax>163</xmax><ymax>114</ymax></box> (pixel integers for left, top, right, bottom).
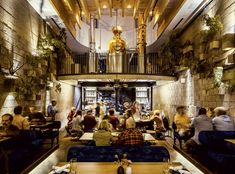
<box><xmin>70</xmin><ymin>110</ymin><xmax>83</xmax><ymax>138</ymax></box>
<box><xmin>174</xmin><ymin>106</ymin><xmax>191</xmax><ymax>138</ymax></box>
<box><xmin>81</xmin><ymin>110</ymin><xmax>97</xmax><ymax>132</ymax></box>
<box><xmin>150</xmin><ymin>110</ymin><xmax>166</xmax><ymax>139</ymax></box>
<box><xmin>117</xmin><ymin>117</ymin><xmax>144</xmax><ymax>146</ymax></box>
<box><xmin>102</xmin><ymin>115</ymin><xmax>113</xmax><ymax>131</ymax></box>
<box><xmin>184</xmin><ymin>108</ymin><xmax>213</xmax><ymax>152</ymax></box>
<box><xmin>108</xmin><ymin>109</ymin><xmax>119</xmax><ymax>130</ymax></box>
<box><xmin>0</xmin><ymin>113</ymin><xmax>20</xmax><ymax>137</ymax></box>
<box><xmin>212</xmin><ymin>107</ymin><xmax>235</xmax><ymax>131</ymax></box>
<box><xmin>207</xmin><ymin>107</ymin><xmax>215</xmax><ymax>118</ymax></box>
<box><xmin>65</xmin><ymin>107</ymin><xmax>76</xmax><ymax>135</ymax></box>
<box><xmin>132</xmin><ymin>101</ymin><xmax>141</xmax><ymax>122</ymax></box>
<box><xmin>0</xmin><ymin>114</ymin><xmax>20</xmax><ymax>173</ymax></box>
<box><xmin>12</xmin><ymin>106</ymin><xmax>30</xmax><ymax>130</ymax></box>
<box><xmin>93</xmin><ymin>120</ymin><xmax>114</xmax><ymax>146</ymax></box>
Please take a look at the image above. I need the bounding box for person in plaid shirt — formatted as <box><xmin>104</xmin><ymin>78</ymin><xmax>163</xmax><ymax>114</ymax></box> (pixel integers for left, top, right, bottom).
<box><xmin>117</xmin><ymin>117</ymin><xmax>144</xmax><ymax>145</ymax></box>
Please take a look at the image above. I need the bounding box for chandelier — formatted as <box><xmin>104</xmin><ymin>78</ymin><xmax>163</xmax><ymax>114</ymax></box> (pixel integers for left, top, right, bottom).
<box><xmin>105</xmin><ymin>79</ymin><xmax>128</xmax><ymax>89</ymax></box>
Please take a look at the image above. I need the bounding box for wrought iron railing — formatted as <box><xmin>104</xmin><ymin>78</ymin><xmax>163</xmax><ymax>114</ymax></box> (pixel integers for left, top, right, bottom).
<box><xmin>57</xmin><ymin>52</ymin><xmax>175</xmax><ymax>76</ymax></box>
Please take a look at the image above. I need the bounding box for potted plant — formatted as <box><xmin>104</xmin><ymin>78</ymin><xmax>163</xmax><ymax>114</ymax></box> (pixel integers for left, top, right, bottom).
<box><xmin>201</xmin><ymin>14</ymin><xmax>223</xmax><ymax>50</ymax></box>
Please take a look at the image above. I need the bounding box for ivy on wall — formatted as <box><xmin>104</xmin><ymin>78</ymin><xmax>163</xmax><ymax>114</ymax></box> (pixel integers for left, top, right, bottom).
<box><xmin>0</xmin><ymin>32</ymin><xmax>66</xmax><ymax>100</ymax></box>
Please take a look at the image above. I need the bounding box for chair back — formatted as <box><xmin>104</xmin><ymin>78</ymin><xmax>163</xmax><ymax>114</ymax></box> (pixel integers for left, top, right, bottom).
<box><xmin>162</xmin><ymin>117</ymin><xmax>170</xmax><ymax>130</ymax></box>
<box><xmin>50</xmin><ymin>121</ymin><xmax>61</xmax><ymax>130</ymax></box>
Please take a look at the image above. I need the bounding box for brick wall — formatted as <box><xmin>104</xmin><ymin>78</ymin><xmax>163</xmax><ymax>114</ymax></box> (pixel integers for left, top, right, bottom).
<box><xmin>153</xmin><ymin>0</ymin><xmax>235</xmax><ymax>122</ymax></box>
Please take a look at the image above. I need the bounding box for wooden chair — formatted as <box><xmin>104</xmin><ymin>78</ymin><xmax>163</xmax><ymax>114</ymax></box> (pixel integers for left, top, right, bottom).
<box><xmin>42</xmin><ymin>121</ymin><xmax>61</xmax><ymax>147</ymax></box>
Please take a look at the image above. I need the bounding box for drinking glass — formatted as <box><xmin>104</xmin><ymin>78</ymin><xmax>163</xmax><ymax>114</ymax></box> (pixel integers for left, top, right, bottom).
<box><xmin>163</xmin><ymin>158</ymin><xmax>171</xmax><ymax>174</ymax></box>
<box><xmin>69</xmin><ymin>158</ymin><xmax>77</xmax><ymax>174</ymax></box>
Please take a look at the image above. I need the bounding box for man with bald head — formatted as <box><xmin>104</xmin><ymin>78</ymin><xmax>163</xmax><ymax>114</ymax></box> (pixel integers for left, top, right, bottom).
<box><xmin>212</xmin><ymin>107</ymin><xmax>235</xmax><ymax>131</ymax></box>
<box><xmin>117</xmin><ymin>117</ymin><xmax>144</xmax><ymax>145</ymax></box>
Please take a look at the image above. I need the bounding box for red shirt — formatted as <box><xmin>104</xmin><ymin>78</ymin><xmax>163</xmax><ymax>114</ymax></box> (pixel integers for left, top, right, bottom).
<box><xmin>109</xmin><ymin>116</ymin><xmax>119</xmax><ymax>129</ymax></box>
<box><xmin>118</xmin><ymin>128</ymin><xmax>144</xmax><ymax>145</ymax></box>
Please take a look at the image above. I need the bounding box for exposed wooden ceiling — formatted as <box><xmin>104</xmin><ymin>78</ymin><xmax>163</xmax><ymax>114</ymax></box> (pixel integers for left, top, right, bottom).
<box><xmin>78</xmin><ymin>0</ymin><xmax>155</xmax><ymax>19</ymax></box>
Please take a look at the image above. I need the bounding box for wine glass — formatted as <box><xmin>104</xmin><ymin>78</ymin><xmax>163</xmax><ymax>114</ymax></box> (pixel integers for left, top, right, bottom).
<box><xmin>163</xmin><ymin>158</ymin><xmax>171</xmax><ymax>174</ymax></box>
<box><xmin>69</xmin><ymin>158</ymin><xmax>77</xmax><ymax>174</ymax></box>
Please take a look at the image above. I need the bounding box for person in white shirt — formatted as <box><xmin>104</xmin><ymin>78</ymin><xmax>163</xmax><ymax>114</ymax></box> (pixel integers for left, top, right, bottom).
<box><xmin>12</xmin><ymin>106</ymin><xmax>30</xmax><ymax>130</ymax></box>
<box><xmin>184</xmin><ymin>108</ymin><xmax>213</xmax><ymax>152</ymax></box>
<box><xmin>47</xmin><ymin>100</ymin><xmax>58</xmax><ymax>121</ymax></box>
<box><xmin>212</xmin><ymin>107</ymin><xmax>235</xmax><ymax>131</ymax></box>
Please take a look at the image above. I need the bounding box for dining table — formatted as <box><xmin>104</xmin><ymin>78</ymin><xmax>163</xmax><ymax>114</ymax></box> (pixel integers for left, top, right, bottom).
<box><xmin>29</xmin><ymin>122</ymin><xmax>53</xmax><ymax>131</ymax></box>
<box><xmin>225</xmin><ymin>139</ymin><xmax>235</xmax><ymax>144</ymax></box>
<box><xmin>79</xmin><ymin>132</ymin><xmax>156</xmax><ymax>141</ymax></box>
<box><xmin>53</xmin><ymin>162</ymin><xmax>184</xmax><ymax>174</ymax></box>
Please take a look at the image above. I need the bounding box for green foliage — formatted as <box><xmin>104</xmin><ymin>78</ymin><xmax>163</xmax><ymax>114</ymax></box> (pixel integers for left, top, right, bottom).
<box><xmin>37</xmin><ymin>34</ymin><xmax>65</xmax><ymax>58</ymax></box>
<box><xmin>159</xmin><ymin>30</ymin><xmax>182</xmax><ymax>70</ymax></box>
<box><xmin>201</xmin><ymin>14</ymin><xmax>223</xmax><ymax>41</ymax></box>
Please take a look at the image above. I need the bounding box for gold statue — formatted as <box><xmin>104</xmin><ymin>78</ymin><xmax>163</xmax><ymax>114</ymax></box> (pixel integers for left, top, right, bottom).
<box><xmin>108</xmin><ymin>26</ymin><xmax>126</xmax><ymax>54</ymax></box>
<box><xmin>107</xmin><ymin>26</ymin><xmax>126</xmax><ymax>73</ymax></box>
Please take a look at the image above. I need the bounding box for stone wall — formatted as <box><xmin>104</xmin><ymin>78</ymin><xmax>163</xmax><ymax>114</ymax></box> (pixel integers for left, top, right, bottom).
<box><xmin>0</xmin><ymin>0</ymin><xmax>75</xmax><ymax>126</ymax></box>
<box><xmin>153</xmin><ymin>0</ymin><xmax>235</xmax><ymax>122</ymax></box>
<box><xmin>0</xmin><ymin>0</ymin><xmax>44</xmax><ymax>115</ymax></box>
<box><xmin>49</xmin><ymin>82</ymin><xmax>75</xmax><ymax>128</ymax></box>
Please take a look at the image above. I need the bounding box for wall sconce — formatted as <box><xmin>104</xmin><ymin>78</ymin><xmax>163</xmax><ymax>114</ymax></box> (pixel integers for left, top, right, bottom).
<box><xmin>222</xmin><ymin>33</ymin><xmax>235</xmax><ymax>51</ymax></box>
<box><xmin>47</xmin><ymin>81</ymin><xmax>54</xmax><ymax>87</ymax></box>
<box><xmin>180</xmin><ymin>78</ymin><xmax>186</xmax><ymax>84</ymax></box>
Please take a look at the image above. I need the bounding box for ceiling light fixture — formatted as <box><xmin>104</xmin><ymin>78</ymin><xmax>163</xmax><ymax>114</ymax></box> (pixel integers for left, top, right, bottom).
<box><xmin>127</xmin><ymin>4</ymin><xmax>132</xmax><ymax>8</ymax></box>
<box><xmin>103</xmin><ymin>4</ymin><xmax>107</xmax><ymax>9</ymax></box>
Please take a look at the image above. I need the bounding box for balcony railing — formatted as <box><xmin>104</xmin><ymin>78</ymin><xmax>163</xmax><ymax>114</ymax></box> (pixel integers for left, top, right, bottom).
<box><xmin>57</xmin><ymin>52</ymin><xmax>175</xmax><ymax>76</ymax></box>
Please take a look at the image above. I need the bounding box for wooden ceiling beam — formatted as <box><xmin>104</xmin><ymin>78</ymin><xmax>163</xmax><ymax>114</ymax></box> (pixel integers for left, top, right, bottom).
<box><xmin>133</xmin><ymin>0</ymin><xmax>140</xmax><ymax>18</ymax></box>
<box><xmin>109</xmin><ymin>0</ymin><xmax>112</xmax><ymax>17</ymax></box>
<box><xmin>121</xmin><ymin>0</ymin><xmax>125</xmax><ymax>17</ymax></box>
<box><xmin>78</xmin><ymin>0</ymin><xmax>90</xmax><ymax>20</ymax></box>
<box><xmin>152</xmin><ymin>0</ymin><xmax>169</xmax><ymax>26</ymax></box>
<box><xmin>143</xmin><ymin>0</ymin><xmax>155</xmax><ymax>22</ymax></box>
<box><xmin>95</xmin><ymin>0</ymin><xmax>101</xmax><ymax>18</ymax></box>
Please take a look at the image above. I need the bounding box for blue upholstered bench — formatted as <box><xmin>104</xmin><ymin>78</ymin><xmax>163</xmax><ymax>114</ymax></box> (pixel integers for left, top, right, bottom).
<box><xmin>198</xmin><ymin>131</ymin><xmax>235</xmax><ymax>173</ymax></box>
<box><xmin>67</xmin><ymin>146</ymin><xmax>170</xmax><ymax>162</ymax></box>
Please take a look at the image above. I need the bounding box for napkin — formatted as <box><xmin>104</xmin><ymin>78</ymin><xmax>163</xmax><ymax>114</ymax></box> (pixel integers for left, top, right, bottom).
<box><xmin>49</xmin><ymin>164</ymin><xmax>70</xmax><ymax>174</ymax></box>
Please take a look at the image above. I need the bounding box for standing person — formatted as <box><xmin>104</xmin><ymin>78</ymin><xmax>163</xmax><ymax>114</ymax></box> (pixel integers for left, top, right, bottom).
<box><xmin>47</xmin><ymin>100</ymin><xmax>58</xmax><ymax>121</ymax></box>
<box><xmin>0</xmin><ymin>113</ymin><xmax>20</xmax><ymax>137</ymax></box>
<box><xmin>184</xmin><ymin>108</ymin><xmax>213</xmax><ymax>152</ymax></box>
<box><xmin>81</xmin><ymin>110</ymin><xmax>97</xmax><ymax>132</ymax></box>
<box><xmin>12</xmin><ymin>106</ymin><xmax>30</xmax><ymax>130</ymax></box>
<box><xmin>95</xmin><ymin>102</ymin><xmax>100</xmax><ymax>117</ymax></box>
<box><xmin>212</xmin><ymin>107</ymin><xmax>235</xmax><ymax>131</ymax></box>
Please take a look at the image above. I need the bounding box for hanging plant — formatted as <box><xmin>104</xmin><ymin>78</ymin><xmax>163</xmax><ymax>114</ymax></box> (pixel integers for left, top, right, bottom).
<box><xmin>37</xmin><ymin>33</ymin><xmax>65</xmax><ymax>58</ymax></box>
<box><xmin>200</xmin><ymin>14</ymin><xmax>223</xmax><ymax>42</ymax></box>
